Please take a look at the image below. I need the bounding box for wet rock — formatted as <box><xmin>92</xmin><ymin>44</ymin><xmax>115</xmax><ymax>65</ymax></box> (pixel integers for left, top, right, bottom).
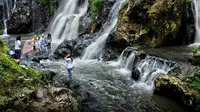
<box><xmin>41</xmin><ymin>70</ymin><xmax>57</xmax><ymax>84</ymax></box>
<box><xmin>191</xmin><ymin>55</ymin><xmax>200</xmax><ymax>66</ymax></box>
<box><xmin>32</xmin><ymin>55</ymin><xmax>49</xmax><ymax>63</ymax></box>
<box><xmin>7</xmin><ymin>0</ymin><xmax>32</xmax><ymax>33</ymax></box>
<box><xmin>27</xmin><ymin>87</ymin><xmax>81</xmax><ymax>112</ymax></box>
<box><xmin>54</xmin><ymin>33</ymin><xmax>96</xmax><ymax>59</ymax></box>
<box><xmin>131</xmin><ymin>67</ymin><xmax>140</xmax><ymax>81</ymax></box>
<box><xmin>6</xmin><ymin>0</ymin><xmax>60</xmax><ymax>34</ymax></box>
<box><xmin>155</xmin><ymin>75</ymin><xmax>200</xmax><ymax>111</ymax></box>
<box><xmin>13</xmin><ymin>100</ymin><xmax>26</xmax><ymax>110</ymax></box>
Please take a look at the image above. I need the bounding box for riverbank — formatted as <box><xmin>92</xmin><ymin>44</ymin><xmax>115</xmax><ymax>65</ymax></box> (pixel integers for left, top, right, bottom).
<box><xmin>0</xmin><ymin>38</ymin><xmax>82</xmax><ymax>111</ymax></box>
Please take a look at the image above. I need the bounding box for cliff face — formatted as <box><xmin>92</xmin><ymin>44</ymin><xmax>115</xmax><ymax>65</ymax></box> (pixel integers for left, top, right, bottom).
<box><xmin>2</xmin><ymin>0</ymin><xmax>61</xmax><ymax>34</ymax></box>
<box><xmin>116</xmin><ymin>0</ymin><xmax>194</xmax><ymax>48</ymax></box>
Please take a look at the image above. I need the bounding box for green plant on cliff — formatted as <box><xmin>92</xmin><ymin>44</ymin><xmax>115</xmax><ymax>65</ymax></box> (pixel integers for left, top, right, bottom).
<box><xmin>89</xmin><ymin>0</ymin><xmax>103</xmax><ymax>19</ymax></box>
<box><xmin>36</xmin><ymin>0</ymin><xmax>55</xmax><ymax>16</ymax></box>
<box><xmin>0</xmin><ymin>39</ymin><xmax>43</xmax><ymax>107</ymax></box>
<box><xmin>193</xmin><ymin>45</ymin><xmax>200</xmax><ymax>56</ymax></box>
<box><xmin>186</xmin><ymin>70</ymin><xmax>200</xmax><ymax>95</ymax></box>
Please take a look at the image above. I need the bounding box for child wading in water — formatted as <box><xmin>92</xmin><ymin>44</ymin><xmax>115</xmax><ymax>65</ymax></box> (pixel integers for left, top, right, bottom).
<box><xmin>64</xmin><ymin>52</ymin><xmax>74</xmax><ymax>81</ymax></box>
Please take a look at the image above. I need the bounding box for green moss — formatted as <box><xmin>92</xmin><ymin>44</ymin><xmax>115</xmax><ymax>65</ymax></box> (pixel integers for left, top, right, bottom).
<box><xmin>186</xmin><ymin>70</ymin><xmax>200</xmax><ymax>96</ymax></box>
<box><xmin>36</xmin><ymin>0</ymin><xmax>55</xmax><ymax>16</ymax></box>
<box><xmin>89</xmin><ymin>0</ymin><xmax>103</xmax><ymax>19</ymax></box>
<box><xmin>193</xmin><ymin>45</ymin><xmax>200</xmax><ymax>56</ymax></box>
<box><xmin>0</xmin><ymin>39</ymin><xmax>44</xmax><ymax>107</ymax></box>
<box><xmin>0</xmin><ymin>39</ymin><xmax>8</xmax><ymax>53</ymax></box>
<box><xmin>0</xmin><ymin>29</ymin><xmax>3</xmax><ymax>35</ymax></box>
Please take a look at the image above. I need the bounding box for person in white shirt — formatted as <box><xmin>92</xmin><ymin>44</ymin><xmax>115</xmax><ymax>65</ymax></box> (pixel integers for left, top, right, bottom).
<box><xmin>15</xmin><ymin>36</ymin><xmax>21</xmax><ymax>60</ymax></box>
<box><xmin>64</xmin><ymin>52</ymin><xmax>74</xmax><ymax>80</ymax></box>
<box><xmin>37</xmin><ymin>35</ymin><xmax>41</xmax><ymax>51</ymax></box>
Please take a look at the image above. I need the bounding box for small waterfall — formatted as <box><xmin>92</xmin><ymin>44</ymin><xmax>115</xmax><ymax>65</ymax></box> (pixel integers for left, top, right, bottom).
<box><xmin>118</xmin><ymin>47</ymin><xmax>177</xmax><ymax>90</ymax></box>
<box><xmin>125</xmin><ymin>52</ymin><xmax>136</xmax><ymax>70</ymax></box>
<box><xmin>136</xmin><ymin>56</ymin><xmax>177</xmax><ymax>85</ymax></box>
<box><xmin>47</xmin><ymin>0</ymin><xmax>88</xmax><ymax>53</ymax></box>
<box><xmin>192</xmin><ymin>0</ymin><xmax>200</xmax><ymax>43</ymax></box>
<box><xmin>82</xmin><ymin>0</ymin><xmax>125</xmax><ymax>60</ymax></box>
<box><xmin>1</xmin><ymin>0</ymin><xmax>16</xmax><ymax>35</ymax></box>
<box><xmin>117</xmin><ymin>47</ymin><xmax>137</xmax><ymax>64</ymax></box>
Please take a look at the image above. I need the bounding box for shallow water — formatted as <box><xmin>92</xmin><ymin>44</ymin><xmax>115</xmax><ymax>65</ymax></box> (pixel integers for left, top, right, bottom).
<box><xmin>40</xmin><ymin>59</ymin><xmax>188</xmax><ymax>112</ymax></box>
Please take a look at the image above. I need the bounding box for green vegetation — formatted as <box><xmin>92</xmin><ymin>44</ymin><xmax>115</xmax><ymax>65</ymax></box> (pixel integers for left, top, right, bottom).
<box><xmin>193</xmin><ymin>45</ymin><xmax>200</xmax><ymax>56</ymax></box>
<box><xmin>186</xmin><ymin>70</ymin><xmax>200</xmax><ymax>95</ymax></box>
<box><xmin>36</xmin><ymin>0</ymin><xmax>55</xmax><ymax>16</ymax></box>
<box><xmin>0</xmin><ymin>39</ymin><xmax>43</xmax><ymax>107</ymax></box>
<box><xmin>0</xmin><ymin>29</ymin><xmax>3</xmax><ymax>35</ymax></box>
<box><xmin>89</xmin><ymin>0</ymin><xmax>103</xmax><ymax>19</ymax></box>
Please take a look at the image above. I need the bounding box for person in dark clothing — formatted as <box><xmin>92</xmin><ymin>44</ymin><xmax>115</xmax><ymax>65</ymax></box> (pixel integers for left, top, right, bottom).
<box><xmin>15</xmin><ymin>36</ymin><xmax>21</xmax><ymax>60</ymax></box>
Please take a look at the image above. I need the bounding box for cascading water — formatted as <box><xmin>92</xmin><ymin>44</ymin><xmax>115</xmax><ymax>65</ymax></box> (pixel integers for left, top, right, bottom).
<box><xmin>117</xmin><ymin>47</ymin><xmax>177</xmax><ymax>92</ymax></box>
<box><xmin>117</xmin><ymin>47</ymin><xmax>137</xmax><ymax>65</ymax></box>
<box><xmin>1</xmin><ymin>0</ymin><xmax>16</xmax><ymax>36</ymax></box>
<box><xmin>136</xmin><ymin>56</ymin><xmax>177</xmax><ymax>85</ymax></box>
<box><xmin>81</xmin><ymin>0</ymin><xmax>125</xmax><ymax>60</ymax></box>
<box><xmin>47</xmin><ymin>0</ymin><xmax>88</xmax><ymax>53</ymax></box>
<box><xmin>192</xmin><ymin>0</ymin><xmax>200</xmax><ymax>43</ymax></box>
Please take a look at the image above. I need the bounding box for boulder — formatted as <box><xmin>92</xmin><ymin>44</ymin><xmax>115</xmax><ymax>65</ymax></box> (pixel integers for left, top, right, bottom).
<box><xmin>155</xmin><ymin>75</ymin><xmax>200</xmax><ymax>111</ymax></box>
<box><xmin>5</xmin><ymin>0</ymin><xmax>60</xmax><ymax>34</ymax></box>
<box><xmin>131</xmin><ymin>67</ymin><xmax>140</xmax><ymax>81</ymax></box>
<box><xmin>115</xmin><ymin>0</ymin><xmax>195</xmax><ymax>48</ymax></box>
<box><xmin>25</xmin><ymin>87</ymin><xmax>81</xmax><ymax>112</ymax></box>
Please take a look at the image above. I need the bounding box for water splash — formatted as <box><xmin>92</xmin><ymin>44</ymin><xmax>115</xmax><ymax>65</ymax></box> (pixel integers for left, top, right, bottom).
<box><xmin>81</xmin><ymin>0</ymin><xmax>125</xmax><ymax>60</ymax></box>
<box><xmin>47</xmin><ymin>0</ymin><xmax>88</xmax><ymax>53</ymax></box>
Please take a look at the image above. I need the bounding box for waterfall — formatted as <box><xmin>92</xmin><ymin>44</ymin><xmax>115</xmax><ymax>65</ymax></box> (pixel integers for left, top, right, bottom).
<box><xmin>125</xmin><ymin>52</ymin><xmax>136</xmax><ymax>70</ymax></box>
<box><xmin>136</xmin><ymin>56</ymin><xmax>177</xmax><ymax>85</ymax></box>
<box><xmin>81</xmin><ymin>0</ymin><xmax>125</xmax><ymax>60</ymax></box>
<box><xmin>47</xmin><ymin>0</ymin><xmax>88</xmax><ymax>53</ymax></box>
<box><xmin>118</xmin><ymin>47</ymin><xmax>177</xmax><ymax>88</ymax></box>
<box><xmin>192</xmin><ymin>0</ymin><xmax>200</xmax><ymax>43</ymax></box>
<box><xmin>117</xmin><ymin>47</ymin><xmax>137</xmax><ymax>64</ymax></box>
<box><xmin>1</xmin><ymin>0</ymin><xmax>16</xmax><ymax>35</ymax></box>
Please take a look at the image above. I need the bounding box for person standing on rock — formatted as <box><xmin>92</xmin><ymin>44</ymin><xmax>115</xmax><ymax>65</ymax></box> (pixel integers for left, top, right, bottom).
<box><xmin>37</xmin><ymin>34</ymin><xmax>41</xmax><ymax>52</ymax></box>
<box><xmin>32</xmin><ymin>35</ymin><xmax>37</xmax><ymax>50</ymax></box>
<box><xmin>40</xmin><ymin>34</ymin><xmax>45</xmax><ymax>53</ymax></box>
<box><xmin>47</xmin><ymin>33</ymin><xmax>52</xmax><ymax>52</ymax></box>
<box><xmin>15</xmin><ymin>36</ymin><xmax>22</xmax><ymax>61</ymax></box>
<box><xmin>64</xmin><ymin>52</ymin><xmax>74</xmax><ymax>81</ymax></box>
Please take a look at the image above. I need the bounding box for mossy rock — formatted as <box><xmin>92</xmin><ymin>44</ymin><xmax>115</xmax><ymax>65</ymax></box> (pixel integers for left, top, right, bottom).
<box><xmin>116</xmin><ymin>0</ymin><xmax>193</xmax><ymax>48</ymax></box>
<box><xmin>155</xmin><ymin>75</ymin><xmax>200</xmax><ymax>111</ymax></box>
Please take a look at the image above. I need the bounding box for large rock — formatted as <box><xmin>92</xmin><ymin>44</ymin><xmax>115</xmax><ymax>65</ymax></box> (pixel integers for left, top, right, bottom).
<box><xmin>6</xmin><ymin>0</ymin><xmax>60</xmax><ymax>34</ymax></box>
<box><xmin>13</xmin><ymin>87</ymin><xmax>82</xmax><ymax>112</ymax></box>
<box><xmin>155</xmin><ymin>75</ymin><xmax>200</xmax><ymax>111</ymax></box>
<box><xmin>115</xmin><ymin>0</ymin><xmax>195</xmax><ymax>48</ymax></box>
<box><xmin>54</xmin><ymin>33</ymin><xmax>96</xmax><ymax>59</ymax></box>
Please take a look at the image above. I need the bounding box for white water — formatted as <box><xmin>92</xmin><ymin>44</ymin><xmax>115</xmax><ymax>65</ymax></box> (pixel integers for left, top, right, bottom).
<box><xmin>1</xmin><ymin>0</ymin><xmax>16</xmax><ymax>36</ymax></box>
<box><xmin>47</xmin><ymin>0</ymin><xmax>88</xmax><ymax>53</ymax></box>
<box><xmin>192</xmin><ymin>0</ymin><xmax>200</xmax><ymax>43</ymax></box>
<box><xmin>82</xmin><ymin>0</ymin><xmax>125</xmax><ymax>60</ymax></box>
<box><xmin>117</xmin><ymin>47</ymin><xmax>177</xmax><ymax>92</ymax></box>
<box><xmin>117</xmin><ymin>47</ymin><xmax>137</xmax><ymax>64</ymax></box>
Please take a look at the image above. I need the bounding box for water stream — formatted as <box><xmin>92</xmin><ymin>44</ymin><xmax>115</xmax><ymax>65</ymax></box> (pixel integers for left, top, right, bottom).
<box><xmin>40</xmin><ymin>55</ymin><xmax>184</xmax><ymax>111</ymax></box>
<box><xmin>82</xmin><ymin>0</ymin><xmax>125</xmax><ymax>60</ymax></box>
